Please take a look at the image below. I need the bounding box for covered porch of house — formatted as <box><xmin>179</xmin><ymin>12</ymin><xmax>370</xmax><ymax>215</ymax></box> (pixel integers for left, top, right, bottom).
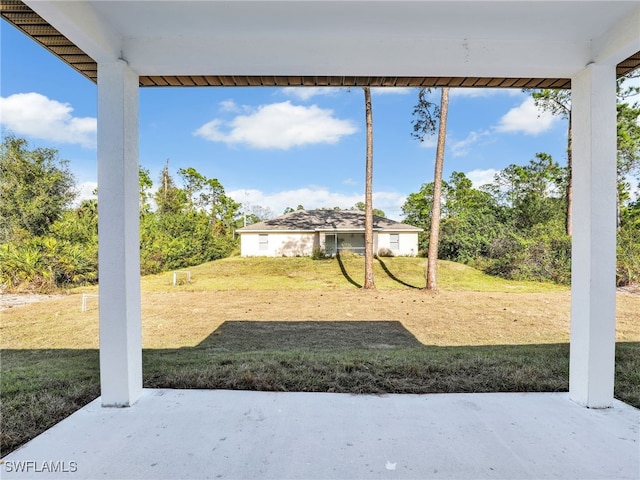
<box><xmin>324</xmin><ymin>231</ymin><xmax>367</xmax><ymax>256</ymax></box>
<box><xmin>1</xmin><ymin>0</ymin><xmax>639</xmax><ymax>478</ymax></box>
<box><xmin>3</xmin><ymin>390</ymin><xmax>638</xmax><ymax>479</ymax></box>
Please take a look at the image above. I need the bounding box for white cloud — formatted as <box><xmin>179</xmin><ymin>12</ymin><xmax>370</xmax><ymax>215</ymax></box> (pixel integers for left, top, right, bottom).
<box><xmin>450</xmin><ymin>130</ymin><xmax>491</xmax><ymax>157</ymax></box>
<box><xmin>73</xmin><ymin>181</ymin><xmax>98</xmax><ymax>207</ymax></box>
<box><xmin>281</xmin><ymin>87</ymin><xmax>341</xmax><ymax>101</ymax></box>
<box><xmin>228</xmin><ymin>186</ymin><xmax>407</xmax><ymax>220</ymax></box>
<box><xmin>417</xmin><ymin>134</ymin><xmax>437</xmax><ymax>149</ymax></box>
<box><xmin>194</xmin><ymin>101</ymin><xmax>357</xmax><ymax>149</ymax></box>
<box><xmin>371</xmin><ymin>191</ymin><xmax>410</xmax><ymax>220</ymax></box>
<box><xmin>619</xmin><ymin>74</ymin><xmax>640</xmax><ymax>96</ymax></box>
<box><xmin>465</xmin><ymin>168</ymin><xmax>499</xmax><ymax>188</ymax></box>
<box><xmin>495</xmin><ymin>97</ymin><xmax>558</xmax><ymax>135</ymax></box>
<box><xmin>0</xmin><ymin>92</ymin><xmax>96</xmax><ymax>148</ymax></box>
<box><xmin>342</xmin><ymin>178</ymin><xmax>358</xmax><ymax>186</ymax></box>
<box><xmin>624</xmin><ymin>174</ymin><xmax>640</xmax><ymax>202</ymax></box>
<box><xmin>371</xmin><ymin>87</ymin><xmax>414</xmax><ymax>96</ymax></box>
<box><xmin>450</xmin><ymin>88</ymin><xmax>523</xmax><ymax>99</ymax></box>
<box><xmin>219</xmin><ymin>99</ymin><xmax>240</xmax><ymax>113</ymax></box>
<box><xmin>280</xmin><ymin>86</ymin><xmax>413</xmax><ymax>100</ymax></box>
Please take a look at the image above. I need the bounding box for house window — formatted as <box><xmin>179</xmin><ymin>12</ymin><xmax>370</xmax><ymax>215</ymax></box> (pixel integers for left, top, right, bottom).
<box><xmin>259</xmin><ymin>234</ymin><xmax>268</xmax><ymax>251</ymax></box>
<box><xmin>389</xmin><ymin>233</ymin><xmax>399</xmax><ymax>251</ymax></box>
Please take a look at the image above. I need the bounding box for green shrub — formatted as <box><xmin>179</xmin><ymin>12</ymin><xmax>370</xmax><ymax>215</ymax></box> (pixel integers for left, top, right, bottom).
<box><xmin>311</xmin><ymin>246</ymin><xmax>329</xmax><ymax>260</ymax></box>
<box><xmin>483</xmin><ymin>228</ymin><xmax>571</xmax><ymax>284</ymax></box>
<box><xmin>438</xmin><ymin>213</ymin><xmax>506</xmax><ymax>264</ymax></box>
<box><xmin>0</xmin><ymin>237</ymin><xmax>97</xmax><ymax>292</ymax></box>
<box><xmin>139</xmin><ymin>212</ymin><xmax>237</xmax><ymax>275</ymax></box>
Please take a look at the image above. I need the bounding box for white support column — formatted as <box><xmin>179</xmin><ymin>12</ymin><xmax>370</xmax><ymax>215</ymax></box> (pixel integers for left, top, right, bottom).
<box><xmin>97</xmin><ymin>60</ymin><xmax>142</xmax><ymax>407</ymax></box>
<box><xmin>569</xmin><ymin>63</ymin><xmax>617</xmax><ymax>408</ymax></box>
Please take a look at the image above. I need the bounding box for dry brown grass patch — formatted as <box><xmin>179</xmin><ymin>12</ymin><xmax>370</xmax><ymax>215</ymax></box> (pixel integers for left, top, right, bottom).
<box><xmin>2</xmin><ymin>289</ymin><xmax>638</xmax><ymax>350</ymax></box>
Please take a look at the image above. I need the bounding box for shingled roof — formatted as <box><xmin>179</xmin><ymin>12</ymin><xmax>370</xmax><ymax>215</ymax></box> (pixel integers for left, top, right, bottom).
<box><xmin>237</xmin><ymin>210</ymin><xmax>421</xmax><ymax>233</ymax></box>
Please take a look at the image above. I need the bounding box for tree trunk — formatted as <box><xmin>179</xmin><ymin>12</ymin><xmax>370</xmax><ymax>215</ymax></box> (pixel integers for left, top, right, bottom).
<box><xmin>566</xmin><ymin>111</ymin><xmax>573</xmax><ymax>237</ymax></box>
<box><xmin>426</xmin><ymin>87</ymin><xmax>449</xmax><ymax>291</ymax></box>
<box><xmin>363</xmin><ymin>87</ymin><xmax>375</xmax><ymax>290</ymax></box>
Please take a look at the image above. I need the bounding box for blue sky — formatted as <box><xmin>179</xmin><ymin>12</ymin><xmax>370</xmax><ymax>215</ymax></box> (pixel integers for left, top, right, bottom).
<box><xmin>1</xmin><ymin>21</ymin><xmax>569</xmax><ymax>220</ymax></box>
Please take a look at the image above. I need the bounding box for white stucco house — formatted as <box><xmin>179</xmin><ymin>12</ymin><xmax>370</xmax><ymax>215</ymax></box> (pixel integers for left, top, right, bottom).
<box><xmin>237</xmin><ymin>210</ymin><xmax>421</xmax><ymax>257</ymax></box>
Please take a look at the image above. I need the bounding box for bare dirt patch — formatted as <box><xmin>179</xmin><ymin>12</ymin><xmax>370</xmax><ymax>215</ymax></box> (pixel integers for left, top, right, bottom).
<box><xmin>617</xmin><ymin>284</ymin><xmax>640</xmax><ymax>297</ymax></box>
<box><xmin>0</xmin><ymin>292</ymin><xmax>65</xmax><ymax>311</ymax></box>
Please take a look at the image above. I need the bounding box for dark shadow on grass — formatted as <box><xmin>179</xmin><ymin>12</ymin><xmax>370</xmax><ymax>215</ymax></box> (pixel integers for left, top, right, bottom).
<box><xmin>144</xmin><ymin>340</ymin><xmax>576</xmax><ymax>398</ymax></box>
<box><xmin>376</xmin><ymin>257</ymin><xmax>424</xmax><ymax>289</ymax></box>
<box><xmin>335</xmin><ymin>252</ymin><xmax>362</xmax><ymax>288</ymax></box>
<box><xmin>198</xmin><ymin>320</ymin><xmax>424</xmax><ymax>351</ymax></box>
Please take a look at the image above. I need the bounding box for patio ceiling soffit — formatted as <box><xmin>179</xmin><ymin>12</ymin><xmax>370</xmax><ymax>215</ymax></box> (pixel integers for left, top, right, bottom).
<box><xmin>1</xmin><ymin>0</ymin><xmax>639</xmax><ymax>89</ymax></box>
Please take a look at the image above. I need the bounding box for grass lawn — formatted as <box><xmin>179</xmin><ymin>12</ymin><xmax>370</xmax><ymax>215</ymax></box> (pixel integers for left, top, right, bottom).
<box><xmin>2</xmin><ymin>256</ymin><xmax>639</xmax><ymax>456</ymax></box>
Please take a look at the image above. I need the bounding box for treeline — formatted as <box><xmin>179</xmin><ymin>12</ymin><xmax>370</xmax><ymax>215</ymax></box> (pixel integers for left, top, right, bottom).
<box><xmin>402</xmin><ymin>153</ymin><xmax>640</xmax><ymax>285</ymax></box>
<box><xmin>2</xmin><ymin>132</ymin><xmax>638</xmax><ymax>291</ymax></box>
<box><xmin>0</xmin><ymin>135</ymin><xmax>241</xmax><ymax>292</ymax></box>
<box><xmin>139</xmin><ymin>163</ymin><xmax>240</xmax><ymax>274</ymax></box>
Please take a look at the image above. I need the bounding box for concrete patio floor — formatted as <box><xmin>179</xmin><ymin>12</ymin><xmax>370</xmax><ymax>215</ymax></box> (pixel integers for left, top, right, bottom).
<box><xmin>2</xmin><ymin>390</ymin><xmax>638</xmax><ymax>479</ymax></box>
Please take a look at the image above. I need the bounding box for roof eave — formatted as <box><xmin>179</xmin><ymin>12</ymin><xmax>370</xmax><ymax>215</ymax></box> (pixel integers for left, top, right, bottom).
<box><xmin>3</xmin><ymin>0</ymin><xmax>638</xmax><ymax>88</ymax></box>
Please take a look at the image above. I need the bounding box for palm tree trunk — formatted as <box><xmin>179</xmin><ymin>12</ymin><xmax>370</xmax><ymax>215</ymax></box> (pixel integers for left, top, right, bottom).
<box><xmin>426</xmin><ymin>87</ymin><xmax>449</xmax><ymax>291</ymax></box>
<box><xmin>363</xmin><ymin>86</ymin><xmax>375</xmax><ymax>290</ymax></box>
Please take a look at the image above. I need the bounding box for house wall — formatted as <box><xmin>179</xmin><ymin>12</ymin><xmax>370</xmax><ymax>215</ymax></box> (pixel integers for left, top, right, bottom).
<box><xmin>240</xmin><ymin>232</ymin><xmax>317</xmax><ymax>257</ymax></box>
<box><xmin>377</xmin><ymin>232</ymin><xmax>418</xmax><ymax>256</ymax></box>
<box><xmin>242</xmin><ymin>231</ymin><xmax>419</xmax><ymax>257</ymax></box>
